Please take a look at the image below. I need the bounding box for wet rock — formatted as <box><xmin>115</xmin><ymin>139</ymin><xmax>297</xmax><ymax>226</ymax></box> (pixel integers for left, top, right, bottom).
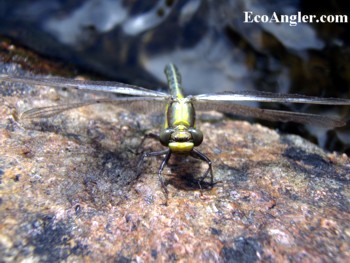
<box><xmin>0</xmin><ymin>63</ymin><xmax>349</xmax><ymax>262</ymax></box>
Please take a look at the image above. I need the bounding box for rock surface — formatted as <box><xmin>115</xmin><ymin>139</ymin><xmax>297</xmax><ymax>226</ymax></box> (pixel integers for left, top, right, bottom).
<box><xmin>1</xmin><ymin>67</ymin><xmax>350</xmax><ymax>262</ymax></box>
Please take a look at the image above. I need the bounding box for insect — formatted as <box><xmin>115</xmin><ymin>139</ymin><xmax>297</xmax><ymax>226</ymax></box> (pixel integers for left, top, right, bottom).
<box><xmin>1</xmin><ymin>64</ymin><xmax>350</xmax><ymax>197</ymax></box>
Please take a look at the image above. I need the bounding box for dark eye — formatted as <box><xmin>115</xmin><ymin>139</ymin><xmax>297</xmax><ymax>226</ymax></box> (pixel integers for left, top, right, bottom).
<box><xmin>189</xmin><ymin>128</ymin><xmax>203</xmax><ymax>146</ymax></box>
<box><xmin>159</xmin><ymin>128</ymin><xmax>174</xmax><ymax>146</ymax></box>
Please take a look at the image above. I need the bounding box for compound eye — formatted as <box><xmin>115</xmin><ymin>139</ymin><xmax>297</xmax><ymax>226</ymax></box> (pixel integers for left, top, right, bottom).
<box><xmin>189</xmin><ymin>128</ymin><xmax>203</xmax><ymax>146</ymax></box>
<box><xmin>159</xmin><ymin>128</ymin><xmax>174</xmax><ymax>146</ymax></box>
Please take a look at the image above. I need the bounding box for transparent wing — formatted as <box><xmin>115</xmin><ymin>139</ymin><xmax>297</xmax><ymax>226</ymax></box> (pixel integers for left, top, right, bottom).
<box><xmin>0</xmin><ymin>74</ymin><xmax>168</xmax><ymax>97</ymax></box>
<box><xmin>194</xmin><ymin>101</ymin><xmax>347</xmax><ymax>128</ymax></box>
<box><xmin>193</xmin><ymin>91</ymin><xmax>350</xmax><ymax>105</ymax></box>
<box><xmin>20</xmin><ymin>97</ymin><xmax>168</xmax><ymax>120</ymax></box>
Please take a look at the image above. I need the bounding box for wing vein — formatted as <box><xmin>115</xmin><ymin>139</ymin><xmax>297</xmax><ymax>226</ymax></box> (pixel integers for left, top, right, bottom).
<box><xmin>193</xmin><ymin>91</ymin><xmax>350</xmax><ymax>105</ymax></box>
<box><xmin>0</xmin><ymin>74</ymin><xmax>168</xmax><ymax>97</ymax></box>
<box><xmin>20</xmin><ymin>97</ymin><xmax>168</xmax><ymax>120</ymax></box>
<box><xmin>194</xmin><ymin>101</ymin><xmax>346</xmax><ymax>127</ymax></box>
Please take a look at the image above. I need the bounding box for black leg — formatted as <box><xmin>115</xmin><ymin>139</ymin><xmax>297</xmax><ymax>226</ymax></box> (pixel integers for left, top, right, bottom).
<box><xmin>136</xmin><ymin>132</ymin><xmax>160</xmax><ymax>154</ymax></box>
<box><xmin>137</xmin><ymin>149</ymin><xmax>171</xmax><ymax>200</ymax></box>
<box><xmin>190</xmin><ymin>149</ymin><xmax>214</xmax><ymax>188</ymax></box>
<box><xmin>157</xmin><ymin>150</ymin><xmax>171</xmax><ymax>198</ymax></box>
<box><xmin>137</xmin><ymin>149</ymin><xmax>169</xmax><ymax>167</ymax></box>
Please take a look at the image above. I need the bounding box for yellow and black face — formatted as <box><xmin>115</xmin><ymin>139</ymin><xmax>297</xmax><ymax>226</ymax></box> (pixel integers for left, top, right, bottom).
<box><xmin>159</xmin><ymin>125</ymin><xmax>203</xmax><ymax>153</ymax></box>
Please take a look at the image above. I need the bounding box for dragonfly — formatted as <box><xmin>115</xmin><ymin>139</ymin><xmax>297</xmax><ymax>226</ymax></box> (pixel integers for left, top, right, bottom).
<box><xmin>1</xmin><ymin>64</ymin><xmax>350</xmax><ymax>197</ymax></box>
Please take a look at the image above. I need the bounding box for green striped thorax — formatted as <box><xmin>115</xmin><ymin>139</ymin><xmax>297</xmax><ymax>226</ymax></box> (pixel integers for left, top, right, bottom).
<box><xmin>159</xmin><ymin>64</ymin><xmax>203</xmax><ymax>153</ymax></box>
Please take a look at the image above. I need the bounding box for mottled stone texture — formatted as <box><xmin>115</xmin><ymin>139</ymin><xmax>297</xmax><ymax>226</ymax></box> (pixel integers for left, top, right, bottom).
<box><xmin>0</xmin><ymin>77</ymin><xmax>350</xmax><ymax>262</ymax></box>
<box><xmin>1</xmin><ymin>66</ymin><xmax>350</xmax><ymax>262</ymax></box>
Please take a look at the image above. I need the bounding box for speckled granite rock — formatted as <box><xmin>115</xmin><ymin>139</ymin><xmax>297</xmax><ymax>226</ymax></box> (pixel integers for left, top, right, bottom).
<box><xmin>1</xmin><ymin>65</ymin><xmax>350</xmax><ymax>262</ymax></box>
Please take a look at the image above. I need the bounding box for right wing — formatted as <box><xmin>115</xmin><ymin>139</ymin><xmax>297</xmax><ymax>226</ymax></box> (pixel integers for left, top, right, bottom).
<box><xmin>20</xmin><ymin>97</ymin><xmax>168</xmax><ymax>120</ymax></box>
<box><xmin>0</xmin><ymin>74</ymin><xmax>168</xmax><ymax>97</ymax></box>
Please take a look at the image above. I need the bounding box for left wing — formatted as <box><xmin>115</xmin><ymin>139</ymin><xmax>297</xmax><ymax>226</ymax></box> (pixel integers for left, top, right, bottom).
<box><xmin>193</xmin><ymin>100</ymin><xmax>347</xmax><ymax>128</ymax></box>
<box><xmin>193</xmin><ymin>91</ymin><xmax>350</xmax><ymax>105</ymax></box>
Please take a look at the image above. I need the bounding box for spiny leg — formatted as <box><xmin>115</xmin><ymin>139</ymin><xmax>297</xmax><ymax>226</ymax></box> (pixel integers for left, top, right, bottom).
<box><xmin>190</xmin><ymin>148</ymin><xmax>214</xmax><ymax>188</ymax></box>
<box><xmin>138</xmin><ymin>149</ymin><xmax>171</xmax><ymax>198</ymax></box>
<box><xmin>156</xmin><ymin>150</ymin><xmax>171</xmax><ymax>198</ymax></box>
<box><xmin>136</xmin><ymin>132</ymin><xmax>160</xmax><ymax>154</ymax></box>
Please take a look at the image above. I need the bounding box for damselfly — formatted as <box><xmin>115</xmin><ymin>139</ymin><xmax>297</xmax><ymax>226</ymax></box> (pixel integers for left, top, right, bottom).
<box><xmin>1</xmin><ymin>64</ymin><xmax>349</xmax><ymax>196</ymax></box>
